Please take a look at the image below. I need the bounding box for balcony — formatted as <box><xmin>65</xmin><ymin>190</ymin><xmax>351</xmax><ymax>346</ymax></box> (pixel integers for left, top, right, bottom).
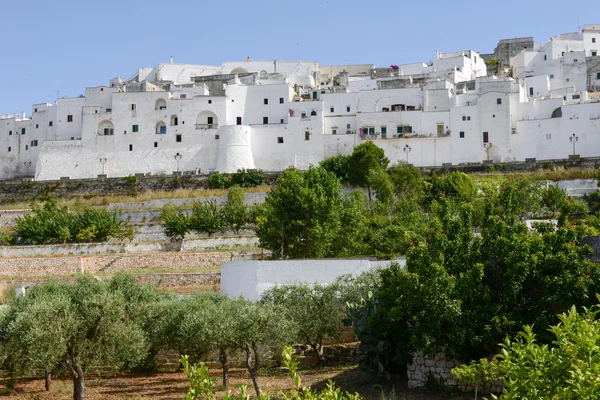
<box><xmin>195</xmin><ymin>124</ymin><xmax>218</xmax><ymax>130</ymax></box>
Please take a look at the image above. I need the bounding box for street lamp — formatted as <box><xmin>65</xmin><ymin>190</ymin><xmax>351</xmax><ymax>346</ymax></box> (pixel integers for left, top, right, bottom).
<box><xmin>483</xmin><ymin>142</ymin><xmax>492</xmax><ymax>161</ymax></box>
<box><xmin>174</xmin><ymin>152</ymin><xmax>183</xmax><ymax>173</ymax></box>
<box><xmin>23</xmin><ymin>161</ymin><xmax>32</xmax><ymax>176</ymax></box>
<box><xmin>99</xmin><ymin>158</ymin><xmax>107</xmax><ymax>175</ymax></box>
<box><xmin>403</xmin><ymin>144</ymin><xmax>412</xmax><ymax>163</ymax></box>
<box><xmin>569</xmin><ymin>134</ymin><xmax>578</xmax><ymax>156</ymax></box>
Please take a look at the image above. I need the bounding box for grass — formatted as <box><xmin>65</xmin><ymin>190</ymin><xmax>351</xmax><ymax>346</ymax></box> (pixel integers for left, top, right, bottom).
<box><xmin>470</xmin><ymin>167</ymin><xmax>598</xmax><ymax>182</ymax></box>
<box><xmin>0</xmin><ymin>283</ymin><xmax>16</xmax><ymax>304</ymax></box>
<box><xmin>0</xmin><ymin>186</ymin><xmax>271</xmax><ymax>211</ymax></box>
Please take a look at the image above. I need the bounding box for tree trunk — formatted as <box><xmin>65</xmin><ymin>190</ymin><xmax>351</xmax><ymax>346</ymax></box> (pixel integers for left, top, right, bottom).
<box><xmin>72</xmin><ymin>365</ymin><xmax>85</xmax><ymax>400</ymax></box>
<box><xmin>45</xmin><ymin>371</ymin><xmax>52</xmax><ymax>391</ymax></box>
<box><xmin>219</xmin><ymin>348</ymin><xmax>229</xmax><ymax>387</ymax></box>
<box><xmin>245</xmin><ymin>345</ymin><xmax>261</xmax><ymax>397</ymax></box>
<box><xmin>315</xmin><ymin>342</ymin><xmax>325</xmax><ymax>365</ymax></box>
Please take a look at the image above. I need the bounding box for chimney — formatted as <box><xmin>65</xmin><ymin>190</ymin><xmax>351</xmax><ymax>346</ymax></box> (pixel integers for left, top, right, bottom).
<box><xmin>170</xmin><ymin>56</ymin><xmax>174</xmax><ymax>64</ymax></box>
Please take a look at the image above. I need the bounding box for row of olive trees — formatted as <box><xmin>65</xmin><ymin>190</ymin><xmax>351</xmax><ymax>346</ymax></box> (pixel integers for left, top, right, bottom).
<box><xmin>160</xmin><ymin>186</ymin><xmax>251</xmax><ymax>240</ymax></box>
<box><xmin>0</xmin><ymin>273</ymin><xmax>374</xmax><ymax>400</ymax></box>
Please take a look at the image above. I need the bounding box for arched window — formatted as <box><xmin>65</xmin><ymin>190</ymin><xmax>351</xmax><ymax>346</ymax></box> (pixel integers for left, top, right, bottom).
<box><xmin>155</xmin><ymin>98</ymin><xmax>167</xmax><ymax>110</ymax></box>
<box><xmin>195</xmin><ymin>111</ymin><xmax>218</xmax><ymax>130</ymax></box>
<box><xmin>98</xmin><ymin>120</ymin><xmax>114</xmax><ymax>136</ymax></box>
<box><xmin>170</xmin><ymin>115</ymin><xmax>178</xmax><ymax>126</ymax></box>
<box><xmin>156</xmin><ymin>121</ymin><xmax>167</xmax><ymax>134</ymax></box>
<box><xmin>310</xmin><ymin>110</ymin><xmax>317</xmax><ymax>116</ymax></box>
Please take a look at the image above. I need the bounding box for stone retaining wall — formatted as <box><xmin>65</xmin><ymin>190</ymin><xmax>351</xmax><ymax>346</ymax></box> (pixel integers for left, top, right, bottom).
<box><xmin>408</xmin><ymin>352</ymin><xmax>503</xmax><ymax>392</ymax></box>
<box><xmin>181</xmin><ymin>236</ymin><xmax>260</xmax><ymax>251</ymax></box>
<box><xmin>0</xmin><ymin>250</ymin><xmax>262</xmax><ymax>278</ymax></box>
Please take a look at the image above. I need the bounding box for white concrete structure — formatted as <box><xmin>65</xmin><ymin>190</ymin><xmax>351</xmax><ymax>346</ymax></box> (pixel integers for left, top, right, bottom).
<box><xmin>220</xmin><ymin>259</ymin><xmax>403</xmax><ymax>301</ymax></box>
<box><xmin>1</xmin><ymin>27</ymin><xmax>600</xmax><ymax>181</ymax></box>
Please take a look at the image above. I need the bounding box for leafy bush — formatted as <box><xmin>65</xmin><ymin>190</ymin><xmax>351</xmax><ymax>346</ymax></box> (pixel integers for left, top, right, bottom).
<box><xmin>222</xmin><ymin>186</ymin><xmax>248</xmax><ymax>234</ymax></box>
<box><xmin>320</xmin><ymin>154</ymin><xmax>351</xmax><ymax>183</ymax></box>
<box><xmin>231</xmin><ymin>168</ymin><xmax>265</xmax><ymax>187</ymax></box>
<box><xmin>160</xmin><ymin>204</ymin><xmax>190</xmax><ymax>240</ymax></box>
<box><xmin>207</xmin><ymin>172</ymin><xmax>231</xmax><ymax>189</ymax></box>
<box><xmin>13</xmin><ymin>199</ymin><xmax>132</xmax><ymax>244</ymax></box>
<box><xmin>189</xmin><ymin>200</ymin><xmax>223</xmax><ymax>236</ymax></box>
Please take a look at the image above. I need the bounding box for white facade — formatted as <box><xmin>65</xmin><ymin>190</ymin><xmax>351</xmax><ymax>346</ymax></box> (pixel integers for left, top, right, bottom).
<box><xmin>2</xmin><ymin>28</ymin><xmax>600</xmax><ymax>181</ymax></box>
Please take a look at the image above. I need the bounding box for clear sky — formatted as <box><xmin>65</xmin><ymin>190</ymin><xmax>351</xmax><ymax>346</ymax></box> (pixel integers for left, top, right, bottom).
<box><xmin>0</xmin><ymin>0</ymin><xmax>595</xmax><ymax>116</ymax></box>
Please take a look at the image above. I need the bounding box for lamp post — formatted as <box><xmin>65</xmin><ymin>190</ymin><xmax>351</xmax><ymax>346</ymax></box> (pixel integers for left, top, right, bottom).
<box><xmin>23</xmin><ymin>161</ymin><xmax>32</xmax><ymax>176</ymax></box>
<box><xmin>569</xmin><ymin>134</ymin><xmax>578</xmax><ymax>156</ymax></box>
<box><xmin>403</xmin><ymin>144</ymin><xmax>412</xmax><ymax>163</ymax></box>
<box><xmin>99</xmin><ymin>158</ymin><xmax>107</xmax><ymax>175</ymax></box>
<box><xmin>483</xmin><ymin>142</ymin><xmax>492</xmax><ymax>161</ymax></box>
<box><xmin>174</xmin><ymin>152</ymin><xmax>182</xmax><ymax>173</ymax></box>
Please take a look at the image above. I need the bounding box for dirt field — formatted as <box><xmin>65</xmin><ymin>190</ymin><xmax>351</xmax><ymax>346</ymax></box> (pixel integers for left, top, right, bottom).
<box><xmin>0</xmin><ymin>365</ymin><xmax>471</xmax><ymax>400</ymax></box>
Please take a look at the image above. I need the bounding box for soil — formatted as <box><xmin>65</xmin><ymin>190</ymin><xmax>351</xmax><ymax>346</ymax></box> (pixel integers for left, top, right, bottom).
<box><xmin>0</xmin><ymin>365</ymin><xmax>471</xmax><ymax>400</ymax></box>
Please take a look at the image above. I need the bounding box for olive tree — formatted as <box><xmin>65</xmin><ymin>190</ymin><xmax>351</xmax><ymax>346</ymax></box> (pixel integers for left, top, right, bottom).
<box><xmin>261</xmin><ymin>283</ymin><xmax>345</xmax><ymax>364</ymax></box>
<box><xmin>222</xmin><ymin>186</ymin><xmax>248</xmax><ymax>234</ymax></box>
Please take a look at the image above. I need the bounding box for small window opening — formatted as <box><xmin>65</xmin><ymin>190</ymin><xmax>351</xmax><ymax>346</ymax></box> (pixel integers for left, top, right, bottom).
<box><xmin>277</xmin><ymin>137</ymin><xmax>284</xmax><ymax>143</ymax></box>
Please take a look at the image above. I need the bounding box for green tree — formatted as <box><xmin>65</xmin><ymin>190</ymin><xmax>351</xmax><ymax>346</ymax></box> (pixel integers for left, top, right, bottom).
<box><xmin>255</xmin><ymin>166</ymin><xmax>343</xmax><ymax>259</ymax></box>
<box><xmin>207</xmin><ymin>172</ymin><xmax>231</xmax><ymax>189</ymax></box>
<box><xmin>541</xmin><ymin>184</ymin><xmax>568</xmax><ymax>217</ymax></box>
<box><xmin>160</xmin><ymin>204</ymin><xmax>190</xmax><ymax>240</ymax></box>
<box><xmin>387</xmin><ymin>162</ymin><xmax>423</xmax><ymax>200</ymax></box>
<box><xmin>348</xmin><ymin>141</ymin><xmax>389</xmax><ymax>188</ymax></box>
<box><xmin>261</xmin><ymin>283</ymin><xmax>345</xmax><ymax>364</ymax></box>
<box><xmin>222</xmin><ymin>186</ymin><xmax>248</xmax><ymax>234</ymax></box>
<box><xmin>0</xmin><ymin>276</ymin><xmax>148</xmax><ymax>400</ymax></box>
<box><xmin>231</xmin><ymin>169</ymin><xmax>265</xmax><ymax>187</ymax></box>
<box><xmin>189</xmin><ymin>200</ymin><xmax>224</xmax><ymax>236</ymax></box>
<box><xmin>319</xmin><ymin>154</ymin><xmax>351</xmax><ymax>183</ymax></box>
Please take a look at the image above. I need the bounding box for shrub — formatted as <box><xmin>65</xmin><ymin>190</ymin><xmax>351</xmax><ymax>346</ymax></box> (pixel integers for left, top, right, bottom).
<box><xmin>231</xmin><ymin>169</ymin><xmax>265</xmax><ymax>187</ymax></box>
<box><xmin>320</xmin><ymin>154</ymin><xmax>351</xmax><ymax>183</ymax></box>
<box><xmin>222</xmin><ymin>186</ymin><xmax>247</xmax><ymax>234</ymax></box>
<box><xmin>189</xmin><ymin>200</ymin><xmax>223</xmax><ymax>236</ymax></box>
<box><xmin>160</xmin><ymin>204</ymin><xmax>190</xmax><ymax>240</ymax></box>
<box><xmin>207</xmin><ymin>172</ymin><xmax>231</xmax><ymax>189</ymax></box>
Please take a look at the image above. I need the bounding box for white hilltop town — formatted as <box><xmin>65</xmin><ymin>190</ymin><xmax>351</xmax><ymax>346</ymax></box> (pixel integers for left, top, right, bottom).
<box><xmin>2</xmin><ymin>25</ymin><xmax>600</xmax><ymax>181</ymax></box>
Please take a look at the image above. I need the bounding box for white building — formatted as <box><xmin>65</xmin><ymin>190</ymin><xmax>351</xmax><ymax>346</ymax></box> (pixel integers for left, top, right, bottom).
<box><xmin>1</xmin><ymin>27</ymin><xmax>600</xmax><ymax>181</ymax></box>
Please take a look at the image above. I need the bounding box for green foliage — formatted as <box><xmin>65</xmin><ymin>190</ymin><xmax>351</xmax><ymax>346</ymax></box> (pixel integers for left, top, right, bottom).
<box><xmin>348</xmin><ymin>142</ymin><xmax>389</xmax><ymax>187</ymax></box>
<box><xmin>207</xmin><ymin>172</ymin><xmax>231</xmax><ymax>189</ymax></box>
<box><xmin>222</xmin><ymin>186</ymin><xmax>248</xmax><ymax>234</ymax></box>
<box><xmin>541</xmin><ymin>184</ymin><xmax>568</xmax><ymax>216</ymax></box>
<box><xmin>14</xmin><ymin>199</ymin><xmax>133</xmax><ymax>244</ymax></box>
<box><xmin>320</xmin><ymin>154</ymin><xmax>351</xmax><ymax>183</ymax></box>
<box><xmin>189</xmin><ymin>200</ymin><xmax>224</xmax><ymax>236</ymax></box>
<box><xmin>423</xmin><ymin>171</ymin><xmax>475</xmax><ymax>204</ymax></box>
<box><xmin>256</xmin><ymin>166</ymin><xmax>344</xmax><ymax>259</ymax></box>
<box><xmin>160</xmin><ymin>204</ymin><xmax>190</xmax><ymax>240</ymax></box>
<box><xmin>231</xmin><ymin>168</ymin><xmax>265</xmax><ymax>187</ymax></box>
<box><xmin>453</xmin><ymin>299</ymin><xmax>600</xmax><ymax>399</ymax></box>
<box><xmin>261</xmin><ymin>283</ymin><xmax>345</xmax><ymax>363</ymax></box>
<box><xmin>387</xmin><ymin>162</ymin><xmax>423</xmax><ymax>200</ymax></box>
<box><xmin>484</xmin><ymin>58</ymin><xmax>499</xmax><ymax>66</ymax></box>
<box><xmin>0</xmin><ymin>276</ymin><xmax>151</xmax><ymax>400</ymax></box>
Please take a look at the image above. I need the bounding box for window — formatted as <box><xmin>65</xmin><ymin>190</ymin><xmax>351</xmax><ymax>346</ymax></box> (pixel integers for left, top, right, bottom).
<box><xmin>347</xmin><ymin>124</ymin><xmax>351</xmax><ymax>129</ymax></box>
<box><xmin>280</xmin><ymin>119</ymin><xmax>284</xmax><ymax>124</ymax></box>
<box><xmin>103</xmin><ymin>128</ymin><xmax>114</xmax><ymax>135</ymax></box>
<box><xmin>21</xmin><ymin>128</ymin><xmax>25</xmax><ymax>135</ymax></box>
<box><xmin>264</xmin><ymin>98</ymin><xmax>269</xmax><ymax>105</ymax></box>
<box><xmin>330</xmin><ymin>107</ymin><xmax>334</xmax><ymax>113</ymax></box>
<box><xmin>462</xmin><ymin>116</ymin><xmax>466</xmax><ymax>121</ymax></box>
<box><xmin>305</xmin><ymin>131</ymin><xmax>310</xmax><ymax>141</ymax></box>
<box><xmin>311</xmin><ymin>110</ymin><xmax>317</xmax><ymax>116</ymax></box>
<box><xmin>562</xmin><ymin>51</ymin><xmax>565</xmax><ymax>56</ymax></box>
<box><xmin>277</xmin><ymin>137</ymin><xmax>284</xmax><ymax>143</ymax></box>
<box><xmin>593</xmin><ymin>52</ymin><xmax>598</xmax><ymax>57</ymax></box>
<box><xmin>574</xmin><ymin>59</ymin><xmax>578</xmax><ymax>63</ymax></box>
<box><xmin>49</xmin><ymin>121</ymin><xmax>53</xmax><ymax>127</ymax></box>
<box><xmin>573</xmin><ymin>94</ymin><xmax>581</xmax><ymax>100</ymax></box>
<box><xmin>67</xmin><ymin>115</ymin><xmax>73</xmax><ymax>122</ymax></box>
<box><xmin>467</xmin><ymin>116</ymin><xmax>471</xmax><ymax>121</ymax></box>
<box><xmin>566</xmin><ymin>78</ymin><xmax>570</xmax><ymax>82</ymax></box>
<box><xmin>381</xmin><ymin>126</ymin><xmax>387</xmax><ymax>139</ymax></box>
<box><xmin>34</xmin><ymin>108</ymin><xmax>37</xmax><ymax>113</ymax></box>
<box><xmin>36</xmin><ymin>124</ymin><xmax>39</xmax><ymax>129</ymax></box>
<box><xmin>593</xmin><ymin>38</ymin><xmax>596</xmax><ymax>43</ymax></box>
<box><xmin>25</xmin><ymin>145</ymin><xmax>28</xmax><ymax>150</ymax></box>
<box><xmin>8</xmin><ymin>130</ymin><xmax>12</xmax><ymax>135</ymax></box>
<box><xmin>176</xmin><ymin>134</ymin><xmax>182</xmax><ymax>142</ymax></box>
<box><xmin>544</xmin><ymin>55</ymin><xmax>547</xmax><ymax>61</ymax></box>
<box><xmin>459</xmin><ymin>131</ymin><xmax>465</xmax><ymax>138</ymax></box>
<box><xmin>397</xmin><ymin>126</ymin><xmax>403</xmax><ymax>134</ymax></box>
<box><xmin>511</xmin><ymin>45</ymin><xmax>517</xmax><ymax>51</ymax></box>
<box><xmin>483</xmin><ymin>131</ymin><xmax>489</xmax><ymax>143</ymax></box>
<box><xmin>132</xmin><ymin>124</ymin><xmax>139</xmax><ymax>133</ymax></box>
<box><xmin>207</xmin><ymin>117</ymin><xmax>213</xmax><ymax>125</ymax></box>
<box><xmin>279</xmin><ymin>98</ymin><xmax>284</xmax><ymax>104</ymax></box>
<box><xmin>549</xmin><ymin>74</ymin><xmax>554</xmax><ymax>79</ymax></box>
<box><xmin>332</xmin><ymin>129</ymin><xmax>337</xmax><ymax>135</ymax></box>
<box><xmin>180</xmin><ymin>94</ymin><xmax>187</xmax><ymax>99</ymax></box>
<box><xmin>131</xmin><ymin>104</ymin><xmax>136</xmax><ymax>111</ymax></box>
<box><xmin>346</xmin><ymin>106</ymin><xmax>351</xmax><ymax>112</ymax></box>
<box><xmin>159</xmin><ymin>125</ymin><xmax>167</xmax><ymax>134</ymax></box>
<box><xmin>208</xmin><ymin>99</ymin><xmax>212</xmax><ymax>104</ymax></box>
<box><xmin>215</xmin><ymin>135</ymin><xmax>220</xmax><ymax>140</ymax></box>
<box><xmin>7</xmin><ymin>147</ymin><xmax>10</xmax><ymax>152</ymax></box>
<box><xmin>512</xmin><ymin>128</ymin><xmax>517</xmax><ymax>135</ymax></box>
<box><xmin>493</xmin><ymin>114</ymin><xmax>496</xmax><ymax>118</ymax></box>
<box><xmin>301</xmin><ymin>112</ymin><xmax>307</xmax><ymax>118</ymax></box>
<box><xmin>529</xmin><ymin>87</ymin><xmax>534</xmax><ymax>96</ymax></box>
<box><xmin>263</xmin><ymin>117</ymin><xmax>269</xmax><ymax>124</ymax></box>
<box><xmin>106</xmin><ymin>108</ymin><xmax>112</xmax><ymax>113</ymax></box>
<box><xmin>236</xmin><ymin>117</ymin><xmax>242</xmax><ymax>125</ymax></box>
<box><xmin>546</xmin><ymin>133</ymin><xmax>552</xmax><ymax>140</ymax></box>
<box><xmin>171</xmin><ymin>116</ymin><xmax>178</xmax><ymax>126</ymax></box>
<box><xmin>129</xmin><ymin>144</ymin><xmax>133</xmax><ymax>151</ymax></box>
<box><xmin>31</xmin><ymin>140</ymin><xmax>38</xmax><ymax>147</ymax></box>
<box><xmin>597</xmin><ymin>72</ymin><xmax>600</xmax><ymax>79</ymax></box>
<box><xmin>497</xmin><ymin>98</ymin><xmax>502</xmax><ymax>105</ymax></box>
<box><xmin>154</xmin><ymin>142</ymin><xmax>158</xmax><ymax>148</ymax></box>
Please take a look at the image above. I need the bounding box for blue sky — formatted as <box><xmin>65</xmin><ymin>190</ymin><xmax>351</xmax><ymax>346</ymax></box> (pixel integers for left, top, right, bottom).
<box><xmin>0</xmin><ymin>0</ymin><xmax>594</xmax><ymax>115</ymax></box>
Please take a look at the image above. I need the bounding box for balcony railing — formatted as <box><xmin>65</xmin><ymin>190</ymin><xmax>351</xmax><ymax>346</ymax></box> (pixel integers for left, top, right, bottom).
<box><xmin>195</xmin><ymin>124</ymin><xmax>218</xmax><ymax>130</ymax></box>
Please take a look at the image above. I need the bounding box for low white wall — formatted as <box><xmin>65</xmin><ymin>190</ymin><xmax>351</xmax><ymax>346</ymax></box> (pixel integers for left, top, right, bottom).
<box><xmin>181</xmin><ymin>236</ymin><xmax>260</xmax><ymax>251</ymax></box>
<box><xmin>220</xmin><ymin>258</ymin><xmax>405</xmax><ymax>301</ymax></box>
